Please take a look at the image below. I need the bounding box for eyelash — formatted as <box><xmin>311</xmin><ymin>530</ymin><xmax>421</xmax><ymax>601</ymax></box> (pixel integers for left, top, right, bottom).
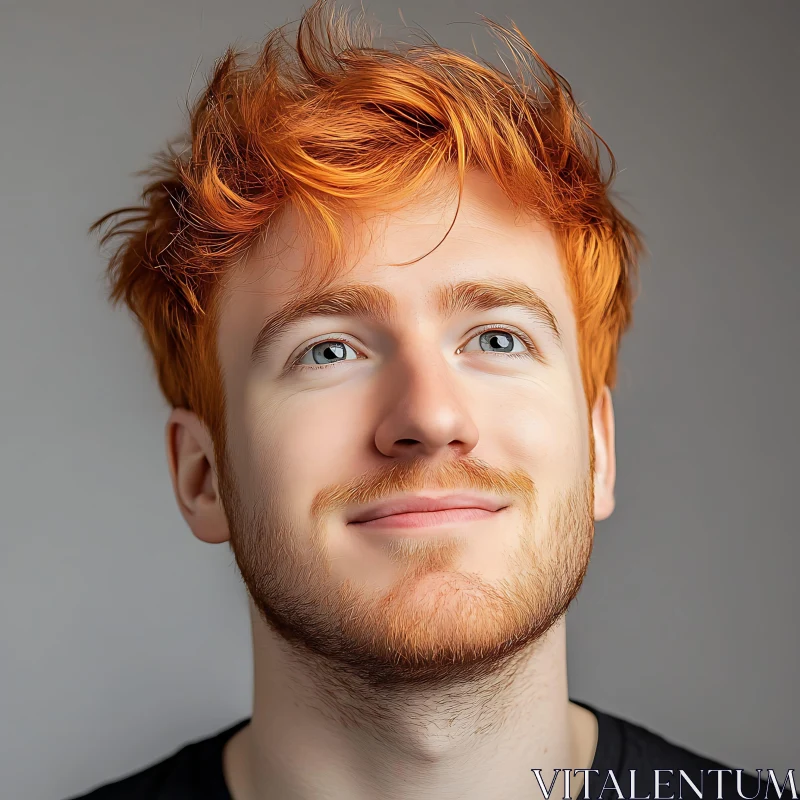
<box><xmin>291</xmin><ymin>325</ymin><xmax>539</xmax><ymax>372</ymax></box>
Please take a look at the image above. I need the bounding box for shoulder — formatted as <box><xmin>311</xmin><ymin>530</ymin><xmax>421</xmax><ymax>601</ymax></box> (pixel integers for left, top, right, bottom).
<box><xmin>576</xmin><ymin>699</ymin><xmax>770</xmax><ymax>799</ymax></box>
<box><xmin>63</xmin><ymin>748</ymin><xmax>187</xmax><ymax>800</ymax></box>
<box><xmin>62</xmin><ymin>718</ymin><xmax>250</xmax><ymax>800</ymax></box>
<box><xmin>617</xmin><ymin>712</ymin><xmax>733</xmax><ymax>768</ymax></box>
<box><xmin>616</xmin><ymin>720</ymin><xmax>771</xmax><ymax>799</ymax></box>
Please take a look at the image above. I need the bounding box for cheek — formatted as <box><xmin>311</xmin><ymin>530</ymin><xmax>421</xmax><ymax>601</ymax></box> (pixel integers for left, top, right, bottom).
<box><xmin>239</xmin><ymin>387</ymin><xmax>358</xmax><ymax>509</ymax></box>
<box><xmin>487</xmin><ymin>374</ymin><xmax>587</xmax><ymax>488</ymax></box>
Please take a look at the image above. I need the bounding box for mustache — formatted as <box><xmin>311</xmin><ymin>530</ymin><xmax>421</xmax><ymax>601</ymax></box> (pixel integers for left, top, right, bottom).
<box><xmin>310</xmin><ymin>456</ymin><xmax>537</xmax><ymax>520</ymax></box>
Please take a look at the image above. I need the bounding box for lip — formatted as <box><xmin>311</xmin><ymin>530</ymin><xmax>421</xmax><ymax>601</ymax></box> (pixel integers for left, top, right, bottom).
<box><xmin>346</xmin><ymin>493</ymin><xmax>510</xmax><ymax>525</ymax></box>
<box><xmin>351</xmin><ymin>507</ymin><xmax>505</xmax><ymax>531</ymax></box>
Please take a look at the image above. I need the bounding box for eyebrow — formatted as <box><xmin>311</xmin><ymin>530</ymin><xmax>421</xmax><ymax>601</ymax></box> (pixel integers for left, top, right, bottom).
<box><xmin>249</xmin><ymin>279</ymin><xmax>562</xmax><ymax>367</ymax></box>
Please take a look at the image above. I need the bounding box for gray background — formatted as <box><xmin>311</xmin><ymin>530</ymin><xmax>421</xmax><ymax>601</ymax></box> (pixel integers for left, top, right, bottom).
<box><xmin>1</xmin><ymin>1</ymin><xmax>797</xmax><ymax>798</ymax></box>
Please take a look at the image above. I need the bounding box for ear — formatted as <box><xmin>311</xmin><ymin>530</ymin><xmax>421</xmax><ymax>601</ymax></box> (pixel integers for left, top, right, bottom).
<box><xmin>165</xmin><ymin>407</ymin><xmax>231</xmax><ymax>544</ymax></box>
<box><xmin>591</xmin><ymin>386</ymin><xmax>617</xmax><ymax>521</ymax></box>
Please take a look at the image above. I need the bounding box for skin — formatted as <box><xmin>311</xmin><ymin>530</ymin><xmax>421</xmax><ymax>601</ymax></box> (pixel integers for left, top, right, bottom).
<box><xmin>166</xmin><ymin>169</ymin><xmax>616</xmax><ymax>799</ymax></box>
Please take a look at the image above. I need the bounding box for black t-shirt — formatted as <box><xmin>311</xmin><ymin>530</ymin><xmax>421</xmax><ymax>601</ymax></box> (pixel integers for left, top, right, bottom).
<box><xmin>65</xmin><ymin>699</ymin><xmax>780</xmax><ymax>799</ymax></box>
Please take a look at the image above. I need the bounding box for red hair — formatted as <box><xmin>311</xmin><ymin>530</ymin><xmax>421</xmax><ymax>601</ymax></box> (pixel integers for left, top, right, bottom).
<box><xmin>91</xmin><ymin>0</ymin><xmax>644</xmax><ymax>452</ymax></box>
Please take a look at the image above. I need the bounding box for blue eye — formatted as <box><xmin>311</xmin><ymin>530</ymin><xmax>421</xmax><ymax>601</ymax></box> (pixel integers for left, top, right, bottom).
<box><xmin>296</xmin><ymin>339</ymin><xmax>360</xmax><ymax>367</ymax></box>
<box><xmin>459</xmin><ymin>329</ymin><xmax>527</xmax><ymax>355</ymax></box>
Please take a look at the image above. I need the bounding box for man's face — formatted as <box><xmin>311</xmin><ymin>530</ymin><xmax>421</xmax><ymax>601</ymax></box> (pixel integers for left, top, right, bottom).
<box><xmin>213</xmin><ymin>170</ymin><xmax>601</xmax><ymax>688</ymax></box>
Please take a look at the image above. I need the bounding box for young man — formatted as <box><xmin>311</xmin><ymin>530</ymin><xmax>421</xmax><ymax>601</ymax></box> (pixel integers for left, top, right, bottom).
<box><xmin>71</xmin><ymin>2</ymin><xmax>772</xmax><ymax>798</ymax></box>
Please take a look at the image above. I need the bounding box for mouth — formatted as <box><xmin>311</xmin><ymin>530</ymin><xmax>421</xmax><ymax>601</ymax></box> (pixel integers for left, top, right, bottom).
<box><xmin>349</xmin><ymin>505</ymin><xmax>506</xmax><ymax>531</ymax></box>
<box><xmin>347</xmin><ymin>492</ymin><xmax>511</xmax><ymax>535</ymax></box>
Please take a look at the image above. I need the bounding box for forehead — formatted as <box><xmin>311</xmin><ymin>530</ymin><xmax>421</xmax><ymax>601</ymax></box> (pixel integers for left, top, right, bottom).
<box><xmin>216</xmin><ymin>170</ymin><xmax>578</xmax><ymax>373</ymax></box>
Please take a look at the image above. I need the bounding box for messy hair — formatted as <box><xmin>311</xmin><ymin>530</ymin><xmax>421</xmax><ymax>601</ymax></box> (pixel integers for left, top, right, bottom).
<box><xmin>90</xmin><ymin>0</ymin><xmax>644</xmax><ymax>454</ymax></box>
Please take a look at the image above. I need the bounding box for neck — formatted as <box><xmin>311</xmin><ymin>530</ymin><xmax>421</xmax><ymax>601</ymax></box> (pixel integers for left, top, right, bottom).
<box><xmin>223</xmin><ymin>607</ymin><xmax>597</xmax><ymax>800</ymax></box>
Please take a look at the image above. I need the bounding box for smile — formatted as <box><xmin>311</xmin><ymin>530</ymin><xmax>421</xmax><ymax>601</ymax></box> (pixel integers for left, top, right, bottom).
<box><xmin>349</xmin><ymin>506</ymin><xmax>505</xmax><ymax>532</ymax></box>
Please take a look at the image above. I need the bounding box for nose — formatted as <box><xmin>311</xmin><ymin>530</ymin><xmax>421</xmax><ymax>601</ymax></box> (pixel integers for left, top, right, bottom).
<box><xmin>373</xmin><ymin>348</ymin><xmax>480</xmax><ymax>460</ymax></box>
